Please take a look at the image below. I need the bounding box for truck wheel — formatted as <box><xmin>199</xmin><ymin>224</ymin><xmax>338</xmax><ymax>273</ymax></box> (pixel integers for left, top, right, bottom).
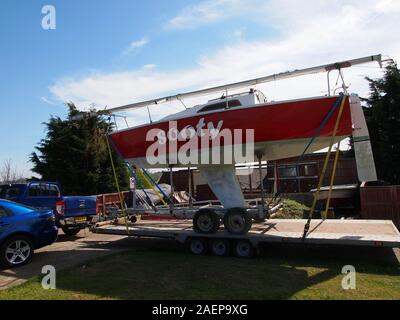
<box><xmin>0</xmin><ymin>236</ymin><xmax>34</xmax><ymax>268</ymax></box>
<box><xmin>189</xmin><ymin>238</ymin><xmax>208</xmax><ymax>255</ymax></box>
<box><xmin>233</xmin><ymin>240</ymin><xmax>255</xmax><ymax>258</ymax></box>
<box><xmin>223</xmin><ymin>208</ymin><xmax>252</xmax><ymax>235</ymax></box>
<box><xmin>61</xmin><ymin>228</ymin><xmax>80</xmax><ymax>236</ymax></box>
<box><xmin>210</xmin><ymin>239</ymin><xmax>230</xmax><ymax>257</ymax></box>
<box><xmin>193</xmin><ymin>209</ymin><xmax>220</xmax><ymax>234</ymax></box>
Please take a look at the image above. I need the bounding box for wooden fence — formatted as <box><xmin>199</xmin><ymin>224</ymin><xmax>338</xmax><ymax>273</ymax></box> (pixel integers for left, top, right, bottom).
<box><xmin>360</xmin><ymin>186</ymin><xmax>400</xmax><ymax>230</ymax></box>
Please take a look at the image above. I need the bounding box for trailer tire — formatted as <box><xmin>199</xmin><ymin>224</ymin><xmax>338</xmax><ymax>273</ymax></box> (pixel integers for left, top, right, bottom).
<box><xmin>210</xmin><ymin>239</ymin><xmax>230</xmax><ymax>257</ymax></box>
<box><xmin>189</xmin><ymin>238</ymin><xmax>208</xmax><ymax>256</ymax></box>
<box><xmin>224</xmin><ymin>208</ymin><xmax>252</xmax><ymax>235</ymax></box>
<box><xmin>233</xmin><ymin>240</ymin><xmax>255</xmax><ymax>258</ymax></box>
<box><xmin>193</xmin><ymin>209</ymin><xmax>220</xmax><ymax>234</ymax></box>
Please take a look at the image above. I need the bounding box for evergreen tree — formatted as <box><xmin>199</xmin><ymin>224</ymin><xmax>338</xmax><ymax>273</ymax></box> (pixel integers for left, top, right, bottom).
<box><xmin>363</xmin><ymin>62</ymin><xmax>400</xmax><ymax>184</ymax></box>
<box><xmin>31</xmin><ymin>103</ymin><xmax>129</xmax><ymax>195</ymax></box>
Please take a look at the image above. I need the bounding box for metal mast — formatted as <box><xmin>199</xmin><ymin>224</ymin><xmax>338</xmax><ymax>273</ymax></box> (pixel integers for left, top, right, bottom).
<box><xmin>104</xmin><ymin>55</ymin><xmax>382</xmax><ymax>114</ymax></box>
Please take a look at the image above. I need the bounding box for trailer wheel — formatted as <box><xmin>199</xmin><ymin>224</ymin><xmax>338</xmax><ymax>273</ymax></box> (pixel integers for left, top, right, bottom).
<box><xmin>193</xmin><ymin>209</ymin><xmax>220</xmax><ymax>234</ymax></box>
<box><xmin>210</xmin><ymin>239</ymin><xmax>230</xmax><ymax>257</ymax></box>
<box><xmin>233</xmin><ymin>240</ymin><xmax>255</xmax><ymax>258</ymax></box>
<box><xmin>189</xmin><ymin>238</ymin><xmax>208</xmax><ymax>255</ymax></box>
<box><xmin>224</xmin><ymin>208</ymin><xmax>252</xmax><ymax>235</ymax></box>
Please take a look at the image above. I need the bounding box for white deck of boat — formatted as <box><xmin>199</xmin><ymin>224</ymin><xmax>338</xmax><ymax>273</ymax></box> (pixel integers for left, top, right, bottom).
<box><xmin>93</xmin><ymin>219</ymin><xmax>400</xmax><ymax>247</ymax></box>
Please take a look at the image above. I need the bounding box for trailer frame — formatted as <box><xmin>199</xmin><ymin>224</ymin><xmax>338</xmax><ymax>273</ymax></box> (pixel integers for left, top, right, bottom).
<box><xmin>91</xmin><ymin>218</ymin><xmax>400</xmax><ymax>258</ymax></box>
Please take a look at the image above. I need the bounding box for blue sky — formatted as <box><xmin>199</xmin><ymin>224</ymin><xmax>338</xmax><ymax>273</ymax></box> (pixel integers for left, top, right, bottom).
<box><xmin>0</xmin><ymin>0</ymin><xmax>399</xmax><ymax>177</ymax></box>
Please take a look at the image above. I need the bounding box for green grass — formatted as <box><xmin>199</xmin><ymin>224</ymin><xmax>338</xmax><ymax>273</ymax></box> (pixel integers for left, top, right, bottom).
<box><xmin>1</xmin><ymin>239</ymin><xmax>399</xmax><ymax>300</ymax></box>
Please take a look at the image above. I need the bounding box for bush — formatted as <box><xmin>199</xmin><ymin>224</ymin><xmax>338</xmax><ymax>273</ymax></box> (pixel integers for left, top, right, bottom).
<box><xmin>271</xmin><ymin>199</ymin><xmax>310</xmax><ymax>219</ymax></box>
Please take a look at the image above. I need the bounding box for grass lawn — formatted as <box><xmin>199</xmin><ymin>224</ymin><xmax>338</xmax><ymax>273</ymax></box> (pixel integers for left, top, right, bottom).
<box><xmin>1</xmin><ymin>239</ymin><xmax>399</xmax><ymax>300</ymax></box>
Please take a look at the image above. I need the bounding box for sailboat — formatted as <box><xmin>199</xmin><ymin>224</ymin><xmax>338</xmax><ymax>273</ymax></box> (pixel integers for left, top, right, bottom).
<box><xmin>104</xmin><ymin>55</ymin><xmax>381</xmax><ymax>235</ymax></box>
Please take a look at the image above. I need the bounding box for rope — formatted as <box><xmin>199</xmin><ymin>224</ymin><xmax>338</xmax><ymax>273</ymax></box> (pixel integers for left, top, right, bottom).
<box><xmin>105</xmin><ymin>135</ymin><xmax>130</xmax><ymax>235</ymax></box>
<box><xmin>296</xmin><ymin>95</ymin><xmax>344</xmax><ymax>165</ymax></box>
<box><xmin>302</xmin><ymin>95</ymin><xmax>347</xmax><ymax>240</ymax></box>
<box><xmin>323</xmin><ymin>141</ymin><xmax>341</xmax><ymax>219</ymax></box>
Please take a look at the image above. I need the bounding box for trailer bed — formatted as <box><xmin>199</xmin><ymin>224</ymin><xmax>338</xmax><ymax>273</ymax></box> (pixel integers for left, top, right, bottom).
<box><xmin>92</xmin><ymin>219</ymin><xmax>400</xmax><ymax>248</ymax></box>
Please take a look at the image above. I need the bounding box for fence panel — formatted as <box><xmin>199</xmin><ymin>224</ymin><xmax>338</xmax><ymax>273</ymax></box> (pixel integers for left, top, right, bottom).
<box><xmin>360</xmin><ymin>186</ymin><xmax>400</xmax><ymax>230</ymax></box>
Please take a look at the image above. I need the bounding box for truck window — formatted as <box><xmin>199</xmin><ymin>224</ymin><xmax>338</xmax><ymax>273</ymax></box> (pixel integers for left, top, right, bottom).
<box><xmin>28</xmin><ymin>184</ymin><xmax>60</xmax><ymax>197</ymax></box>
<box><xmin>28</xmin><ymin>185</ymin><xmax>42</xmax><ymax>197</ymax></box>
<box><xmin>28</xmin><ymin>184</ymin><xmax>48</xmax><ymax>197</ymax></box>
<box><xmin>48</xmin><ymin>184</ymin><xmax>60</xmax><ymax>197</ymax></box>
<box><xmin>0</xmin><ymin>186</ymin><xmax>21</xmax><ymax>199</ymax></box>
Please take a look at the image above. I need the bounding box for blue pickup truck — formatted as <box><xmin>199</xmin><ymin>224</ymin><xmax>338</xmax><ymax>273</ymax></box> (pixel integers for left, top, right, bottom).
<box><xmin>0</xmin><ymin>182</ymin><xmax>97</xmax><ymax>236</ymax></box>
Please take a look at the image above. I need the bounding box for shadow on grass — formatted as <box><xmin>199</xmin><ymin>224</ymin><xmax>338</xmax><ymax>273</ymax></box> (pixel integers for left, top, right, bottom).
<box><xmin>1</xmin><ymin>232</ymin><xmax>399</xmax><ymax>299</ymax></box>
<box><xmin>20</xmin><ymin>237</ymin><xmax>399</xmax><ymax>300</ymax></box>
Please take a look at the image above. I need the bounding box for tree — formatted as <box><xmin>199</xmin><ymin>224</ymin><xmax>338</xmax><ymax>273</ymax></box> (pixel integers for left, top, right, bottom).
<box><xmin>30</xmin><ymin>103</ymin><xmax>129</xmax><ymax>195</ymax></box>
<box><xmin>0</xmin><ymin>159</ymin><xmax>25</xmax><ymax>184</ymax></box>
<box><xmin>363</xmin><ymin>62</ymin><xmax>400</xmax><ymax>185</ymax></box>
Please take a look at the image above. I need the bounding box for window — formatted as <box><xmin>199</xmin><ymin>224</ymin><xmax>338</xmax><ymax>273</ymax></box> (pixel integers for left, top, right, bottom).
<box><xmin>0</xmin><ymin>206</ymin><xmax>10</xmax><ymax>218</ymax></box>
<box><xmin>0</xmin><ymin>186</ymin><xmax>21</xmax><ymax>199</ymax></box>
<box><xmin>279</xmin><ymin>166</ymin><xmax>298</xmax><ymax>178</ymax></box>
<box><xmin>28</xmin><ymin>184</ymin><xmax>43</xmax><ymax>197</ymax></box>
<box><xmin>4</xmin><ymin>202</ymin><xmax>34</xmax><ymax>215</ymax></box>
<box><xmin>198</xmin><ymin>100</ymin><xmax>242</xmax><ymax>113</ymax></box>
<box><xmin>48</xmin><ymin>185</ymin><xmax>60</xmax><ymax>197</ymax></box>
<box><xmin>303</xmin><ymin>164</ymin><xmax>317</xmax><ymax>176</ymax></box>
<box><xmin>28</xmin><ymin>183</ymin><xmax>60</xmax><ymax>197</ymax></box>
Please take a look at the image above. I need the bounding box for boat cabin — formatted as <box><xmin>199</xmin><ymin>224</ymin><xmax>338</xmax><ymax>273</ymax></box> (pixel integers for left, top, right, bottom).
<box><xmin>161</xmin><ymin>89</ymin><xmax>267</xmax><ymax>121</ymax></box>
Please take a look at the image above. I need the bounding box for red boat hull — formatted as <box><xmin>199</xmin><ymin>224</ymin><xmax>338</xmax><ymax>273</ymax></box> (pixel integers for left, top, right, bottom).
<box><xmin>109</xmin><ymin>96</ymin><xmax>352</xmax><ymax>167</ymax></box>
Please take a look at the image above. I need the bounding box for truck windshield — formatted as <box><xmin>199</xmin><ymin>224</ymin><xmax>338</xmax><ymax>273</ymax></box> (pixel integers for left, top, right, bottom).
<box><xmin>0</xmin><ymin>185</ymin><xmax>21</xmax><ymax>199</ymax></box>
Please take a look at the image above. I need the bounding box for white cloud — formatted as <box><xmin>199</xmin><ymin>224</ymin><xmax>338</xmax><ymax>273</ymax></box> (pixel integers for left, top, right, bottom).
<box><xmin>41</xmin><ymin>96</ymin><xmax>57</xmax><ymax>105</ymax></box>
<box><xmin>50</xmin><ymin>0</ymin><xmax>400</xmax><ymax>127</ymax></box>
<box><xmin>143</xmin><ymin>64</ymin><xmax>157</xmax><ymax>70</ymax></box>
<box><xmin>375</xmin><ymin>0</ymin><xmax>400</xmax><ymax>12</ymax></box>
<box><xmin>122</xmin><ymin>38</ymin><xmax>148</xmax><ymax>55</ymax></box>
<box><xmin>165</xmin><ymin>0</ymin><xmax>249</xmax><ymax>30</ymax></box>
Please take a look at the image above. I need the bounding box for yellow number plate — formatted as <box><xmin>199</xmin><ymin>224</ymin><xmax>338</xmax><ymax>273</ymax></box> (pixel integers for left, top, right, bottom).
<box><xmin>75</xmin><ymin>216</ymin><xmax>87</xmax><ymax>223</ymax></box>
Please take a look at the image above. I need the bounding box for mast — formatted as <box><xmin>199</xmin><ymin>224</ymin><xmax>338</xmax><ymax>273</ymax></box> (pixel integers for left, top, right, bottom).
<box><xmin>104</xmin><ymin>55</ymin><xmax>382</xmax><ymax>114</ymax></box>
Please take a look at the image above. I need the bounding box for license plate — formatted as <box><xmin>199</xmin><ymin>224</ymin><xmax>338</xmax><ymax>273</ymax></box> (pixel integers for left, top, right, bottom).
<box><xmin>75</xmin><ymin>216</ymin><xmax>87</xmax><ymax>223</ymax></box>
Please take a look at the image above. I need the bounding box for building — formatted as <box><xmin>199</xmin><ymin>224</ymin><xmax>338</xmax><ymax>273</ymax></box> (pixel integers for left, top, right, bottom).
<box><xmin>158</xmin><ymin>151</ymin><xmax>359</xmax><ymax>203</ymax></box>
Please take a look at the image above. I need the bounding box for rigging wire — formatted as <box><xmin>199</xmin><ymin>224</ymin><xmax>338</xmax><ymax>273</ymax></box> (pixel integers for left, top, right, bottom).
<box><xmin>105</xmin><ymin>118</ymin><xmax>130</xmax><ymax>235</ymax></box>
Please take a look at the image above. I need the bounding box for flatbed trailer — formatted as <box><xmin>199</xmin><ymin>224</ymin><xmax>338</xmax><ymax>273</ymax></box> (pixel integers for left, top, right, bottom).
<box><xmin>91</xmin><ymin>218</ymin><xmax>400</xmax><ymax>258</ymax></box>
